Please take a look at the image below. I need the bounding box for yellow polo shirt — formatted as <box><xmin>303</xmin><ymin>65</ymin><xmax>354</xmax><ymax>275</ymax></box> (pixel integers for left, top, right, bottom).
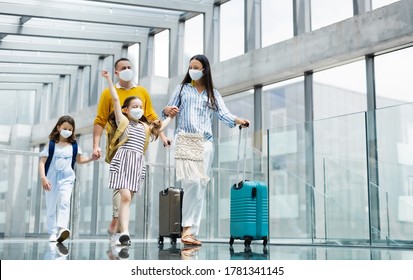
<box><xmin>94</xmin><ymin>83</ymin><xmax>159</xmax><ymax>128</ymax></box>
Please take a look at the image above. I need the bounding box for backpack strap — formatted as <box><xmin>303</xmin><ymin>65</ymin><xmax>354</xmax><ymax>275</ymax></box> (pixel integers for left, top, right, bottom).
<box><xmin>45</xmin><ymin>140</ymin><xmax>78</xmax><ymax>175</ymax></box>
<box><xmin>110</xmin><ymin>117</ymin><xmax>129</xmax><ymax>148</ymax></box>
<box><xmin>106</xmin><ymin>117</ymin><xmax>129</xmax><ymax>163</ymax></box>
<box><xmin>143</xmin><ymin>122</ymin><xmax>150</xmax><ymax>154</ymax></box>
<box><xmin>71</xmin><ymin>141</ymin><xmax>78</xmax><ymax>170</ymax></box>
<box><xmin>44</xmin><ymin>140</ymin><xmax>55</xmax><ymax>176</ymax></box>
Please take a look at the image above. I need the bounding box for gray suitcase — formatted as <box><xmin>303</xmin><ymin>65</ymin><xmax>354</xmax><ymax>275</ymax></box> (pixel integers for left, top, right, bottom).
<box><xmin>158</xmin><ymin>147</ymin><xmax>183</xmax><ymax>245</ymax></box>
<box><xmin>158</xmin><ymin>188</ymin><xmax>183</xmax><ymax>245</ymax></box>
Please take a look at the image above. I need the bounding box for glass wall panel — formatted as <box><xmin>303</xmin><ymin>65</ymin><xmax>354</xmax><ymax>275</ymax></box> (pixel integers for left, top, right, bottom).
<box><xmin>184</xmin><ymin>14</ymin><xmax>204</xmax><ymax>72</ymax></box>
<box><xmin>311</xmin><ymin>0</ymin><xmax>353</xmax><ymax>31</ymax></box>
<box><xmin>375</xmin><ymin>47</ymin><xmax>413</xmax><ymax>109</ymax></box>
<box><xmin>154</xmin><ymin>30</ymin><xmax>169</xmax><ymax>78</ymax></box>
<box><xmin>313</xmin><ymin>60</ymin><xmax>367</xmax><ymax>120</ymax></box>
<box><xmin>220</xmin><ymin>0</ymin><xmax>244</xmax><ymax>61</ymax></box>
<box><xmin>262</xmin><ymin>77</ymin><xmax>305</xmax><ymax>129</ymax></box>
<box><xmin>0</xmin><ymin>90</ymin><xmax>17</xmax><ymax>125</ymax></box>
<box><xmin>0</xmin><ymin>90</ymin><xmax>35</xmax><ymax>125</ymax></box>
<box><xmin>0</xmin><ymin>147</ymin><xmax>39</xmax><ymax>237</ymax></box>
<box><xmin>313</xmin><ymin>112</ymin><xmax>369</xmax><ymax>243</ymax></box>
<box><xmin>263</xmin><ymin>78</ymin><xmax>306</xmax><ymax>240</ymax></box>
<box><xmin>268</xmin><ymin>122</ymin><xmax>308</xmax><ymax>240</ymax></box>
<box><xmin>220</xmin><ymin>90</ymin><xmax>254</xmax><ymax>139</ymax></box>
<box><xmin>128</xmin><ymin>43</ymin><xmax>140</xmax><ymax>84</ymax></box>
<box><xmin>73</xmin><ymin>134</ymin><xmax>97</xmax><ymax>235</ymax></box>
<box><xmin>376</xmin><ymin>103</ymin><xmax>413</xmax><ymax>243</ymax></box>
<box><xmin>17</xmin><ymin>90</ymin><xmax>36</xmax><ymax>125</ymax></box>
<box><xmin>372</xmin><ymin>0</ymin><xmax>400</xmax><ymax>9</ymax></box>
<box><xmin>261</xmin><ymin>0</ymin><xmax>294</xmax><ymax>47</ymax></box>
<box><xmin>82</xmin><ymin>66</ymin><xmax>91</xmax><ymax>108</ymax></box>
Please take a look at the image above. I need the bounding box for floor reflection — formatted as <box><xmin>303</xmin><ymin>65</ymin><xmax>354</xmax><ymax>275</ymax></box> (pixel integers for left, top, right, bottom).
<box><xmin>229</xmin><ymin>245</ymin><xmax>269</xmax><ymax>260</ymax></box>
<box><xmin>1</xmin><ymin>238</ymin><xmax>413</xmax><ymax>260</ymax></box>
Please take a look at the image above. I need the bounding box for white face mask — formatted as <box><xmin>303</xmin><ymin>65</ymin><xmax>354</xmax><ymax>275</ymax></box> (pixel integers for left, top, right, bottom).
<box><xmin>60</xmin><ymin>129</ymin><xmax>72</xmax><ymax>138</ymax></box>
<box><xmin>129</xmin><ymin>108</ymin><xmax>144</xmax><ymax>121</ymax></box>
<box><xmin>119</xmin><ymin>69</ymin><xmax>134</xmax><ymax>82</ymax></box>
<box><xmin>189</xmin><ymin>69</ymin><xmax>204</xmax><ymax>81</ymax></box>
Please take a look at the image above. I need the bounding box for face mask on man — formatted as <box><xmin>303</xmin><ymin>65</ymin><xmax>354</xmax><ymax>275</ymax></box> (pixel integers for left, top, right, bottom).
<box><xmin>189</xmin><ymin>69</ymin><xmax>204</xmax><ymax>81</ymax></box>
<box><xmin>60</xmin><ymin>129</ymin><xmax>72</xmax><ymax>138</ymax></box>
<box><xmin>130</xmin><ymin>108</ymin><xmax>144</xmax><ymax>121</ymax></box>
<box><xmin>119</xmin><ymin>69</ymin><xmax>134</xmax><ymax>82</ymax></box>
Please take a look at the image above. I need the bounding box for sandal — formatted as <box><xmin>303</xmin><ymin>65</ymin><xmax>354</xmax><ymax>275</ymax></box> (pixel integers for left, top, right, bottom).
<box><xmin>181</xmin><ymin>234</ymin><xmax>202</xmax><ymax>246</ymax></box>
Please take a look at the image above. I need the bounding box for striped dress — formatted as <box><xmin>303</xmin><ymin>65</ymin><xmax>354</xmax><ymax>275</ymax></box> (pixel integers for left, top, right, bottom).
<box><xmin>108</xmin><ymin>120</ymin><xmax>146</xmax><ymax>193</ymax></box>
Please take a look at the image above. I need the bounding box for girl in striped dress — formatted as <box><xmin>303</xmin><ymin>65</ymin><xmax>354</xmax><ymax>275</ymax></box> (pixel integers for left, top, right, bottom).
<box><xmin>101</xmin><ymin>70</ymin><xmax>172</xmax><ymax>246</ymax></box>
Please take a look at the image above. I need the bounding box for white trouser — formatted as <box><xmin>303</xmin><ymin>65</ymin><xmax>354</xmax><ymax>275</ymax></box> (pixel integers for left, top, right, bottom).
<box><xmin>181</xmin><ymin>140</ymin><xmax>214</xmax><ymax>236</ymax></box>
<box><xmin>45</xmin><ymin>182</ymin><xmax>73</xmax><ymax>235</ymax></box>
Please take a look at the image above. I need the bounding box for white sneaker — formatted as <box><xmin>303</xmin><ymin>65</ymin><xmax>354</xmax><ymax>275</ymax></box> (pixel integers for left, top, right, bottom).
<box><xmin>110</xmin><ymin>233</ymin><xmax>121</xmax><ymax>243</ymax></box>
<box><xmin>49</xmin><ymin>234</ymin><xmax>57</xmax><ymax>242</ymax></box>
<box><xmin>56</xmin><ymin>228</ymin><xmax>70</xmax><ymax>243</ymax></box>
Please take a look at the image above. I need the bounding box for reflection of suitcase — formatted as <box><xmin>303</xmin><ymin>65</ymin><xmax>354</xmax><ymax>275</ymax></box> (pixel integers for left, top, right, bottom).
<box><xmin>229</xmin><ymin>246</ymin><xmax>269</xmax><ymax>260</ymax></box>
<box><xmin>158</xmin><ymin>147</ymin><xmax>183</xmax><ymax>245</ymax></box>
<box><xmin>158</xmin><ymin>243</ymin><xmax>182</xmax><ymax>260</ymax></box>
<box><xmin>229</xmin><ymin>126</ymin><xmax>268</xmax><ymax>248</ymax></box>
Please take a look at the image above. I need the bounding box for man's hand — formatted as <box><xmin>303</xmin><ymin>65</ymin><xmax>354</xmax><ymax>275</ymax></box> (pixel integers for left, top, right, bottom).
<box><xmin>93</xmin><ymin>146</ymin><xmax>102</xmax><ymax>159</ymax></box>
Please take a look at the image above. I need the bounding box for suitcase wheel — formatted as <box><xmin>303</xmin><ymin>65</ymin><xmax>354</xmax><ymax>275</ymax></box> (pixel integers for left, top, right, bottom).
<box><xmin>171</xmin><ymin>237</ymin><xmax>177</xmax><ymax>244</ymax></box>
<box><xmin>229</xmin><ymin>236</ymin><xmax>234</xmax><ymax>246</ymax></box>
<box><xmin>244</xmin><ymin>239</ymin><xmax>252</xmax><ymax>247</ymax></box>
<box><xmin>158</xmin><ymin>236</ymin><xmax>164</xmax><ymax>245</ymax></box>
<box><xmin>263</xmin><ymin>237</ymin><xmax>268</xmax><ymax>247</ymax></box>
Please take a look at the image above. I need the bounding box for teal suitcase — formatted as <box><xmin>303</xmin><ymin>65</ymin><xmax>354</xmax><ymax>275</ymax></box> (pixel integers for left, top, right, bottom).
<box><xmin>230</xmin><ymin>180</ymin><xmax>268</xmax><ymax>247</ymax></box>
<box><xmin>229</xmin><ymin>126</ymin><xmax>268</xmax><ymax>248</ymax></box>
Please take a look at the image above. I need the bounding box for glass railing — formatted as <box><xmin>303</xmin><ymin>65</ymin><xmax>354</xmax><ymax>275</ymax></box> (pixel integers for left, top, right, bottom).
<box><xmin>1</xmin><ymin>103</ymin><xmax>413</xmax><ymax>249</ymax></box>
<box><xmin>0</xmin><ymin>149</ymin><xmax>40</xmax><ymax>237</ymax></box>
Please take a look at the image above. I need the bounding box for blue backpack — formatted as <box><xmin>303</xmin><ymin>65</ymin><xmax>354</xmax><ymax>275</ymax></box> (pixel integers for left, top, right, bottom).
<box><xmin>44</xmin><ymin>140</ymin><xmax>78</xmax><ymax>175</ymax></box>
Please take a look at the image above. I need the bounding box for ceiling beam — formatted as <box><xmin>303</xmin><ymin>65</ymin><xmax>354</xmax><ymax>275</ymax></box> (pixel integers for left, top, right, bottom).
<box><xmin>0</xmin><ymin>2</ymin><xmax>177</xmax><ymax>29</ymax></box>
<box><xmin>0</xmin><ymin>23</ymin><xmax>147</xmax><ymax>43</ymax></box>
<box><xmin>84</xmin><ymin>0</ymin><xmax>212</xmax><ymax>13</ymax></box>
<box><xmin>0</xmin><ymin>40</ymin><xmax>122</xmax><ymax>56</ymax></box>
<box><xmin>0</xmin><ymin>64</ymin><xmax>79</xmax><ymax>76</ymax></box>
<box><xmin>0</xmin><ymin>83</ymin><xmax>44</xmax><ymax>91</ymax></box>
<box><xmin>0</xmin><ymin>74</ymin><xmax>61</xmax><ymax>85</ymax></box>
<box><xmin>19</xmin><ymin>16</ymin><xmax>31</xmax><ymax>25</ymax></box>
<box><xmin>0</xmin><ymin>51</ymin><xmax>101</xmax><ymax>66</ymax></box>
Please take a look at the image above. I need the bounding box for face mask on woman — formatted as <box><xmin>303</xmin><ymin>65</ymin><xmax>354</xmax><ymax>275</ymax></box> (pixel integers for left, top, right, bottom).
<box><xmin>189</xmin><ymin>69</ymin><xmax>204</xmax><ymax>81</ymax></box>
<box><xmin>60</xmin><ymin>129</ymin><xmax>72</xmax><ymax>138</ymax></box>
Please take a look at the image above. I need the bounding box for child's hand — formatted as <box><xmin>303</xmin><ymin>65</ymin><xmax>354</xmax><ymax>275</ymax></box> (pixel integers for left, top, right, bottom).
<box><xmin>41</xmin><ymin>177</ymin><xmax>52</xmax><ymax>191</ymax></box>
<box><xmin>91</xmin><ymin>154</ymin><xmax>99</xmax><ymax>161</ymax></box>
<box><xmin>101</xmin><ymin>70</ymin><xmax>110</xmax><ymax>79</ymax></box>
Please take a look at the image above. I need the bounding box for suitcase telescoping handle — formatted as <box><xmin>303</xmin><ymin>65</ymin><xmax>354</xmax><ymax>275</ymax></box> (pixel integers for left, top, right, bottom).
<box><xmin>162</xmin><ymin>140</ymin><xmax>172</xmax><ymax>194</ymax></box>
<box><xmin>235</xmin><ymin>124</ymin><xmax>248</xmax><ymax>189</ymax></box>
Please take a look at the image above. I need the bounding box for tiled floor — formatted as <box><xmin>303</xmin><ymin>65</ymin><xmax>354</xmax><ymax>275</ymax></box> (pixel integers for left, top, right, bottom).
<box><xmin>1</xmin><ymin>237</ymin><xmax>413</xmax><ymax>260</ymax></box>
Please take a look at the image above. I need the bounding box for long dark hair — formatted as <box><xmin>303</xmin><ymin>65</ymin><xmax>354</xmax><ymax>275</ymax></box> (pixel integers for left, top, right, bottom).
<box><xmin>108</xmin><ymin>96</ymin><xmax>162</xmax><ymax>141</ymax></box>
<box><xmin>179</xmin><ymin>54</ymin><xmax>217</xmax><ymax>110</ymax></box>
<box><xmin>49</xmin><ymin>115</ymin><xmax>76</xmax><ymax>143</ymax></box>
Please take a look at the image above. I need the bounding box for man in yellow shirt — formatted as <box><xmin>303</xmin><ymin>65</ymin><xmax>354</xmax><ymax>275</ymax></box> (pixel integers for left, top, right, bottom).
<box><xmin>93</xmin><ymin>58</ymin><xmax>170</xmax><ymax>238</ymax></box>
